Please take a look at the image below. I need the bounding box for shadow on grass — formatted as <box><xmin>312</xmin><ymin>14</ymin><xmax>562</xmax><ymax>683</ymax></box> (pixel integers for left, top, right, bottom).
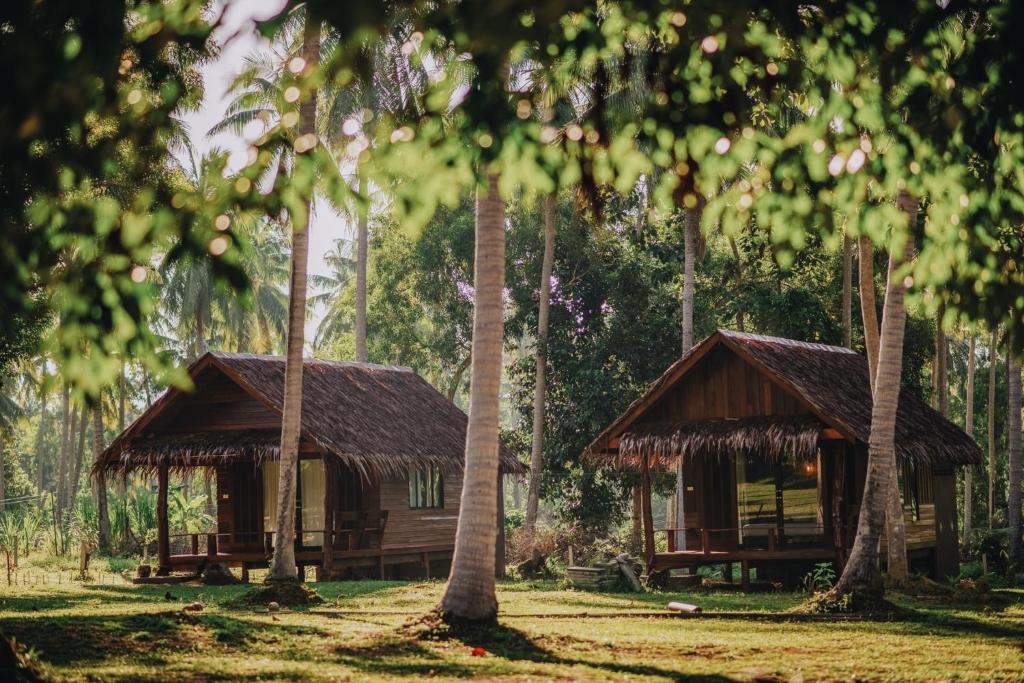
<box><xmin>0</xmin><ymin>609</ymin><xmax>332</xmax><ymax>668</ymax></box>
<box><xmin>330</xmin><ymin>618</ymin><xmax>734</xmax><ymax>681</ymax></box>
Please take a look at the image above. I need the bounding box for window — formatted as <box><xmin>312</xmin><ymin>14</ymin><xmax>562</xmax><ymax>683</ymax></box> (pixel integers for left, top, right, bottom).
<box><xmin>736</xmin><ymin>453</ymin><xmax>822</xmax><ymax>546</ymax></box>
<box><xmin>408</xmin><ymin>466</ymin><xmax>444</xmax><ymax>508</ymax></box>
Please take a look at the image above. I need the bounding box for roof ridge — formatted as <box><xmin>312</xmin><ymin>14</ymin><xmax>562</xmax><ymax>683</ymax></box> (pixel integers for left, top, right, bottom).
<box><xmin>718</xmin><ymin>329</ymin><xmax>856</xmax><ymax>354</ymax></box>
<box><xmin>207</xmin><ymin>351</ymin><xmax>413</xmax><ymax>373</ymax></box>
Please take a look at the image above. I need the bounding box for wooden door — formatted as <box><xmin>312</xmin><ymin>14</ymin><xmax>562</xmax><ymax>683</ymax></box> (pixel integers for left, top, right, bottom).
<box><xmin>231</xmin><ymin>461</ymin><xmax>262</xmax><ymax>550</ymax></box>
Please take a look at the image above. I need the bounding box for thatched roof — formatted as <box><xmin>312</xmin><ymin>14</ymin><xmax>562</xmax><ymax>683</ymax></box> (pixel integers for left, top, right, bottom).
<box><xmin>98</xmin><ymin>352</ymin><xmax>524</xmax><ymax>479</ymax></box>
<box><xmin>619</xmin><ymin>416</ymin><xmax>823</xmax><ymax>468</ymax></box>
<box><xmin>586</xmin><ymin>330</ymin><xmax>982</xmax><ymax>469</ymax></box>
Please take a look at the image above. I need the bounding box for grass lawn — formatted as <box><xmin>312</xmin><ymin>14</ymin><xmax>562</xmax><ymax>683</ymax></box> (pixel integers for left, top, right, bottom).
<box><xmin>1</xmin><ymin>577</ymin><xmax>1022</xmax><ymax>681</ymax></box>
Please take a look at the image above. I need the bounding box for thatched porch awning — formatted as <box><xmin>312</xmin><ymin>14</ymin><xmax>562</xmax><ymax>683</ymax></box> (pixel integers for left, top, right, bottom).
<box><xmin>608</xmin><ymin>416</ymin><xmax>823</xmax><ymax>470</ymax></box>
<box><xmin>101</xmin><ymin>430</ymin><xmax>281</xmax><ymax>475</ymax></box>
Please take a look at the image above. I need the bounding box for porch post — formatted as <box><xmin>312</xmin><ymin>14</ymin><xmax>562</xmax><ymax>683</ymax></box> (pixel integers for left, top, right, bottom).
<box><xmin>321</xmin><ymin>458</ymin><xmax>335</xmax><ymax>581</ymax></box>
<box><xmin>156</xmin><ymin>462</ymin><xmax>170</xmax><ymax>575</ymax></box>
<box><xmin>640</xmin><ymin>454</ymin><xmax>655</xmax><ymax>571</ymax></box>
<box><xmin>495</xmin><ymin>471</ymin><xmax>506</xmax><ymax>578</ymax></box>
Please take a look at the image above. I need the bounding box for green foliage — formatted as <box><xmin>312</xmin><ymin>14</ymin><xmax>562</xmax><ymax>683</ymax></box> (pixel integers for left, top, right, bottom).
<box><xmin>802</xmin><ymin>562</ymin><xmax>838</xmax><ymax>594</ymax></box>
<box><xmin>0</xmin><ymin>0</ymin><xmax>254</xmax><ymax>395</ymax></box>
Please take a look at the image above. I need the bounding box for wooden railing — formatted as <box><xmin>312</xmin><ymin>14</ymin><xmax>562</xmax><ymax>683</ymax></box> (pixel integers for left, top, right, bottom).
<box><xmin>166</xmin><ymin>511</ymin><xmax>389</xmax><ymax>558</ymax></box>
<box><xmin>656</xmin><ymin>525</ymin><xmax>839</xmax><ymax>554</ymax></box>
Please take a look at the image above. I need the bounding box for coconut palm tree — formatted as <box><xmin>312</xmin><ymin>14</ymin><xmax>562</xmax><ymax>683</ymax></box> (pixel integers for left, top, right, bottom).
<box><xmin>1007</xmin><ymin>335</ymin><xmax>1021</xmax><ymax>566</ymax></box>
<box><xmin>0</xmin><ymin>376</ymin><xmax>22</xmax><ymax>506</ymax></box>
<box><xmin>857</xmin><ymin>234</ymin><xmax>908</xmax><ymax>582</ymax></box>
<box><xmin>832</xmin><ymin>191</ymin><xmax>917</xmax><ymax>601</ymax></box>
<box><xmin>963</xmin><ymin>333</ymin><xmax>976</xmax><ymax>547</ymax></box>
<box><xmin>310</xmin><ymin>238</ymin><xmax>356</xmax><ymax>351</ymax></box>
<box><xmin>320</xmin><ymin>24</ymin><xmax>429</xmax><ymax>362</ymax></box>
<box><xmin>439</xmin><ymin>173</ymin><xmax>505</xmax><ymax>622</ymax></box>
<box><xmin>221</xmin><ymin>216</ymin><xmax>290</xmax><ymax>354</ymax></box>
<box><xmin>91</xmin><ymin>394</ymin><xmax>110</xmax><ymax>551</ymax></box>
<box><xmin>988</xmin><ymin>328</ymin><xmax>997</xmax><ymax>528</ymax></box>
<box><xmin>524</xmin><ymin>192</ymin><xmax>555</xmax><ymax>535</ymax></box>
<box><xmin>267</xmin><ymin>15</ymin><xmax>320</xmax><ymax>583</ymax></box>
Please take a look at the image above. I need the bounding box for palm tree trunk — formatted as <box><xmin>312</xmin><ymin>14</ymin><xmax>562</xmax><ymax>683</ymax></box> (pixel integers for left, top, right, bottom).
<box><xmin>859</xmin><ymin>233</ymin><xmax>908</xmax><ymax>582</ymax></box>
<box><xmin>58</xmin><ymin>401</ymin><xmax>78</xmax><ymax>515</ymax></box>
<box><xmin>988</xmin><ymin>328</ymin><xmax>997</xmax><ymax>528</ymax></box>
<box><xmin>55</xmin><ymin>382</ymin><xmax>71</xmax><ymax>512</ymax></box>
<box><xmin>1006</xmin><ymin>332</ymin><xmax>1021</xmax><ymax>566</ymax></box>
<box><xmin>842</xmin><ymin>235</ymin><xmax>852</xmax><ymax>348</ymax></box>
<box><xmin>525</xmin><ymin>192</ymin><xmax>556</xmax><ymax>537</ymax></box>
<box><xmin>355</xmin><ymin>174</ymin><xmax>369</xmax><ymax>363</ymax></box>
<box><xmin>630</xmin><ymin>485</ymin><xmax>642</xmax><ymax>554</ymax></box>
<box><xmin>92</xmin><ymin>399</ymin><xmax>110</xmax><ymax>552</ymax></box>
<box><xmin>674</xmin><ymin>199</ymin><xmax>702</xmax><ymax>548</ymax></box>
<box><xmin>118</xmin><ymin>362</ymin><xmax>126</xmax><ymax>432</ymax></box>
<box><xmin>0</xmin><ymin>433</ymin><xmax>5</xmax><ymax>507</ymax></box>
<box><xmin>195</xmin><ymin>307</ymin><xmax>207</xmax><ymax>360</ymax></box>
<box><xmin>729</xmin><ymin>236</ymin><xmax>745</xmax><ymax>332</ymax></box>
<box><xmin>858</xmin><ymin>237</ymin><xmax>880</xmax><ymax>382</ymax></box>
<box><xmin>935</xmin><ymin>304</ymin><xmax>948</xmax><ymax>415</ymax></box>
<box><xmin>833</xmin><ymin>194</ymin><xmax>915</xmax><ymax>601</ymax></box>
<box><xmin>68</xmin><ymin>403</ymin><xmax>87</xmax><ymax>508</ymax></box>
<box><xmin>268</xmin><ymin>17</ymin><xmax>319</xmax><ymax>582</ymax></box>
<box><xmin>34</xmin><ymin>390</ymin><xmax>48</xmax><ymax>497</ymax></box>
<box><xmin>439</xmin><ymin>173</ymin><xmax>505</xmax><ymax>623</ymax></box>
<box><xmin>963</xmin><ymin>334</ymin><xmax>976</xmax><ymax>547</ymax></box>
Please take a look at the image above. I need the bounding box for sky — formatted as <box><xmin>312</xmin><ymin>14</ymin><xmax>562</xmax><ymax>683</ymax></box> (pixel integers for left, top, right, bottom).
<box><xmin>178</xmin><ymin>0</ymin><xmax>349</xmax><ymax>345</ymax></box>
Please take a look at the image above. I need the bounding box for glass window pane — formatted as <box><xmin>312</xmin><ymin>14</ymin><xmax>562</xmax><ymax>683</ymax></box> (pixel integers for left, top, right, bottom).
<box><xmin>300</xmin><ymin>459</ymin><xmax>325</xmax><ymax>546</ymax></box>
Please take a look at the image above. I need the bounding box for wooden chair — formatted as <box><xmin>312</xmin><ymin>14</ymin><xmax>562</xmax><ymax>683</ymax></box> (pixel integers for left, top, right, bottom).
<box><xmin>359</xmin><ymin>510</ymin><xmax>389</xmax><ymax>550</ymax></box>
<box><xmin>334</xmin><ymin>511</ymin><xmax>361</xmax><ymax>551</ymax></box>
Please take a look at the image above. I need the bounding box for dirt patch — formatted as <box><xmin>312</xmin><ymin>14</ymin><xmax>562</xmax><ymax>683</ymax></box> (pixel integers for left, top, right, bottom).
<box><xmin>229</xmin><ymin>581</ymin><xmax>323</xmax><ymax>608</ymax></box>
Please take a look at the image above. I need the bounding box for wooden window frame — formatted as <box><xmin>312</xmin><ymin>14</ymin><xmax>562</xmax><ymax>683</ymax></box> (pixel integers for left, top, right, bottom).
<box><xmin>408</xmin><ymin>465</ymin><xmax>444</xmax><ymax>509</ymax></box>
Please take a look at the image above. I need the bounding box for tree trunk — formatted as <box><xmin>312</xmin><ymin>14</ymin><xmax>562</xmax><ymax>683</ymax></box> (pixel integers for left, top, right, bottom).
<box><xmin>681</xmin><ymin>202</ymin><xmax>700</xmax><ymax>353</ymax></box>
<box><xmin>861</xmin><ymin>232</ymin><xmax>909</xmax><ymax>583</ymax></box>
<box><xmin>630</xmin><ymin>485</ymin><xmax>642</xmax><ymax>555</ymax></box>
<box><xmin>729</xmin><ymin>236</ymin><xmax>745</xmax><ymax>332</ymax></box>
<box><xmin>439</xmin><ymin>173</ymin><xmax>505</xmax><ymax>623</ymax></box>
<box><xmin>268</xmin><ymin>17</ymin><xmax>319</xmax><ymax>582</ymax></box>
<box><xmin>674</xmin><ymin>199</ymin><xmax>702</xmax><ymax>548</ymax></box>
<box><xmin>69</xmin><ymin>403</ymin><xmax>88</xmax><ymax>509</ymax></box>
<box><xmin>55</xmin><ymin>382</ymin><xmax>71</xmax><ymax>513</ymax></box>
<box><xmin>0</xmin><ymin>433</ymin><xmax>5</xmax><ymax>507</ymax></box>
<box><xmin>1007</xmin><ymin>333</ymin><xmax>1021</xmax><ymax>566</ymax></box>
<box><xmin>118</xmin><ymin>362</ymin><xmax>126</xmax><ymax>432</ymax></box>
<box><xmin>935</xmin><ymin>304</ymin><xmax>948</xmax><ymax>415</ymax></box>
<box><xmin>842</xmin><ymin>235</ymin><xmax>852</xmax><ymax>348</ymax></box>
<box><xmin>34</xmin><ymin>390</ymin><xmax>48</xmax><ymax>497</ymax></box>
<box><xmin>525</xmin><ymin>192</ymin><xmax>556</xmax><ymax>537</ymax></box>
<box><xmin>446</xmin><ymin>352</ymin><xmax>471</xmax><ymax>402</ymax></box>
<box><xmin>858</xmin><ymin>236</ymin><xmax>880</xmax><ymax>386</ymax></box>
<box><xmin>988</xmin><ymin>328</ymin><xmax>997</xmax><ymax>529</ymax></box>
<box><xmin>833</xmin><ymin>194</ymin><xmax>915</xmax><ymax>601</ymax></box>
<box><xmin>195</xmin><ymin>306</ymin><xmax>207</xmax><ymax>361</ymax></box>
<box><xmin>963</xmin><ymin>334</ymin><xmax>976</xmax><ymax>547</ymax></box>
<box><xmin>92</xmin><ymin>399</ymin><xmax>110</xmax><ymax>552</ymax></box>
<box><xmin>58</xmin><ymin>402</ymin><xmax>79</xmax><ymax>515</ymax></box>
<box><xmin>355</xmin><ymin>174</ymin><xmax>369</xmax><ymax>363</ymax></box>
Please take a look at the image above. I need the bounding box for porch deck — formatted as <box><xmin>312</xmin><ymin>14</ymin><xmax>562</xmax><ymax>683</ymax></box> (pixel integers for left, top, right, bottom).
<box><xmin>651</xmin><ymin>526</ymin><xmax>846</xmax><ymax>579</ymax></box>
<box><xmin>160</xmin><ymin>531</ymin><xmax>454</xmax><ymax>580</ymax></box>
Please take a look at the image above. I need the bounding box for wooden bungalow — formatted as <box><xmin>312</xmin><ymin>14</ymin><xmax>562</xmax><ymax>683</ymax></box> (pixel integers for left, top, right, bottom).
<box><xmin>95</xmin><ymin>352</ymin><xmax>523</xmax><ymax>580</ymax></box>
<box><xmin>585</xmin><ymin>330</ymin><xmax>981</xmax><ymax>585</ymax></box>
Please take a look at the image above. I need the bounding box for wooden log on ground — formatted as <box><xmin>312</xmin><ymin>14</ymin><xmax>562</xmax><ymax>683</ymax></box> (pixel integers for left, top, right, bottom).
<box><xmin>667</xmin><ymin>601</ymin><xmax>703</xmax><ymax>613</ymax></box>
<box><xmin>614</xmin><ymin>553</ymin><xmax>643</xmax><ymax>592</ymax></box>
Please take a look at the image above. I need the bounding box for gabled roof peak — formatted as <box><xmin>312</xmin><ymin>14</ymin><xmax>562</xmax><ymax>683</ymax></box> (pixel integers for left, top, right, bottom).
<box><xmin>205</xmin><ymin>351</ymin><xmax>413</xmax><ymax>373</ymax></box>
<box><xmin>718</xmin><ymin>329</ymin><xmax>857</xmax><ymax>354</ymax></box>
